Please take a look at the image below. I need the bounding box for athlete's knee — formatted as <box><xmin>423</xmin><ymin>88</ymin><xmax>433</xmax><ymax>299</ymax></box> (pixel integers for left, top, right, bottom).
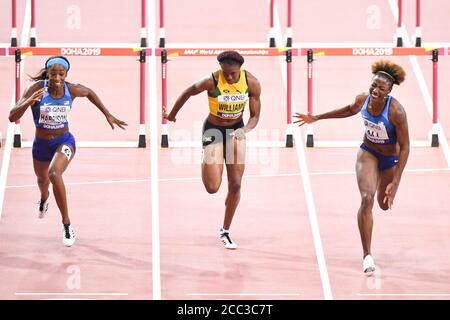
<box><xmin>36</xmin><ymin>176</ymin><xmax>50</xmax><ymax>185</ymax></box>
<box><xmin>228</xmin><ymin>180</ymin><xmax>241</xmax><ymax>194</ymax></box>
<box><xmin>378</xmin><ymin>197</ymin><xmax>389</xmax><ymax>211</ymax></box>
<box><xmin>47</xmin><ymin>169</ymin><xmax>62</xmax><ymax>183</ymax></box>
<box><xmin>360</xmin><ymin>193</ymin><xmax>375</xmax><ymax>210</ymax></box>
<box><xmin>204</xmin><ymin>181</ymin><xmax>220</xmax><ymax>194</ymax></box>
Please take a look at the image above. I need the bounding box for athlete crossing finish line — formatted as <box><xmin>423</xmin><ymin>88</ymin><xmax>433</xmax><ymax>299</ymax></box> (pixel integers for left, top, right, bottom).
<box><xmin>9</xmin><ymin>55</ymin><xmax>128</xmax><ymax>247</ymax></box>
<box><xmin>294</xmin><ymin>60</ymin><xmax>410</xmax><ymax>276</ymax></box>
<box><xmin>164</xmin><ymin>51</ymin><xmax>262</xmax><ymax>249</ymax></box>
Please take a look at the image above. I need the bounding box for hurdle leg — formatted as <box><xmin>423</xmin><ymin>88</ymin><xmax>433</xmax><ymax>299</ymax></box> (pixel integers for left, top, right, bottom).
<box><xmin>269</xmin><ymin>0</ymin><xmax>276</xmax><ymax>47</ymax></box>
<box><xmin>161</xmin><ymin>49</ymin><xmax>169</xmax><ymax>148</ymax></box>
<box><xmin>431</xmin><ymin>49</ymin><xmax>439</xmax><ymax>147</ymax></box>
<box><xmin>415</xmin><ymin>0</ymin><xmax>421</xmax><ymax>47</ymax></box>
<box><xmin>139</xmin><ymin>50</ymin><xmax>147</xmax><ymax>147</ymax></box>
<box><xmin>306</xmin><ymin>49</ymin><xmax>314</xmax><ymax>148</ymax></box>
<box><xmin>286</xmin><ymin>49</ymin><xmax>293</xmax><ymax>147</ymax></box>
<box><xmin>286</xmin><ymin>0</ymin><xmax>292</xmax><ymax>47</ymax></box>
<box><xmin>159</xmin><ymin>0</ymin><xmax>165</xmax><ymax>48</ymax></box>
<box><xmin>30</xmin><ymin>0</ymin><xmax>36</xmax><ymax>47</ymax></box>
<box><xmin>140</xmin><ymin>0</ymin><xmax>147</xmax><ymax>47</ymax></box>
<box><xmin>396</xmin><ymin>0</ymin><xmax>403</xmax><ymax>47</ymax></box>
<box><xmin>14</xmin><ymin>49</ymin><xmax>22</xmax><ymax>148</ymax></box>
<box><xmin>11</xmin><ymin>0</ymin><xmax>17</xmax><ymax>47</ymax></box>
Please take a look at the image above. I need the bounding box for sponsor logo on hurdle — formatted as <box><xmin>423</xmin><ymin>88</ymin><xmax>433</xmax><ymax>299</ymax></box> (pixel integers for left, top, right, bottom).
<box><xmin>60</xmin><ymin>47</ymin><xmax>102</xmax><ymax>56</ymax></box>
<box><xmin>352</xmin><ymin>48</ymin><xmax>393</xmax><ymax>56</ymax></box>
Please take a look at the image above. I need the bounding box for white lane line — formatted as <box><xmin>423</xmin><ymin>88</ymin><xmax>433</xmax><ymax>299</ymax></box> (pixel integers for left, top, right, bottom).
<box><xmin>5</xmin><ymin>166</ymin><xmax>449</xmax><ymax>189</ymax></box>
<box><xmin>271</xmin><ymin>0</ymin><xmax>333</xmax><ymax>300</ymax></box>
<box><xmin>388</xmin><ymin>0</ymin><xmax>450</xmax><ymax>168</ymax></box>
<box><xmin>357</xmin><ymin>293</ymin><xmax>450</xmax><ymax>297</ymax></box>
<box><xmin>15</xmin><ymin>292</ymin><xmax>128</xmax><ymax>296</ymax></box>
<box><xmin>148</xmin><ymin>0</ymin><xmax>161</xmax><ymax>301</ymax></box>
<box><xmin>0</xmin><ymin>0</ymin><xmax>32</xmax><ymax>219</ymax></box>
<box><xmin>186</xmin><ymin>293</ymin><xmax>301</xmax><ymax>297</ymax></box>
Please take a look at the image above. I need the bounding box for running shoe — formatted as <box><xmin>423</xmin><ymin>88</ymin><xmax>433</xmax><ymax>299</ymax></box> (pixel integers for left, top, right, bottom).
<box><xmin>219</xmin><ymin>227</ymin><xmax>238</xmax><ymax>249</ymax></box>
<box><xmin>62</xmin><ymin>224</ymin><xmax>76</xmax><ymax>247</ymax></box>
<box><xmin>37</xmin><ymin>188</ymin><xmax>51</xmax><ymax>219</ymax></box>
<box><xmin>363</xmin><ymin>254</ymin><xmax>376</xmax><ymax>276</ymax></box>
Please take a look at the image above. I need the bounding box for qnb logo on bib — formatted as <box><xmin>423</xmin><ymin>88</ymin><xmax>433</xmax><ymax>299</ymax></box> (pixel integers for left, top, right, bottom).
<box><xmin>218</xmin><ymin>93</ymin><xmax>248</xmax><ymax>103</ymax></box>
<box><xmin>364</xmin><ymin>119</ymin><xmax>389</xmax><ymax>143</ymax></box>
<box><xmin>39</xmin><ymin>104</ymin><xmax>70</xmax><ymax>129</ymax></box>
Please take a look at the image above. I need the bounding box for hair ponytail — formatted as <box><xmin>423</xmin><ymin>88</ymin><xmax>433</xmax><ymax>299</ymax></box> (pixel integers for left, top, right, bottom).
<box><xmin>29</xmin><ymin>68</ymin><xmax>47</xmax><ymax>81</ymax></box>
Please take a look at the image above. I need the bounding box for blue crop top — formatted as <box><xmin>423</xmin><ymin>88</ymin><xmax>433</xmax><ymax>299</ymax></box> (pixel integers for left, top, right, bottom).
<box><xmin>361</xmin><ymin>95</ymin><xmax>397</xmax><ymax>145</ymax></box>
<box><xmin>32</xmin><ymin>80</ymin><xmax>73</xmax><ymax>130</ymax></box>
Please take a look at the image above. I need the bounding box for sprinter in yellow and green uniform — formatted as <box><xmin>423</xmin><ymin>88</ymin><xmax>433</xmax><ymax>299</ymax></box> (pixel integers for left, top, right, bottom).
<box><xmin>164</xmin><ymin>51</ymin><xmax>261</xmax><ymax>250</ymax></box>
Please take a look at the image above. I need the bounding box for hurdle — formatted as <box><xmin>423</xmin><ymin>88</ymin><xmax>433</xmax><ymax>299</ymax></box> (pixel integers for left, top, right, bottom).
<box><xmin>302</xmin><ymin>47</ymin><xmax>444</xmax><ymax>148</ymax></box>
<box><xmin>9</xmin><ymin>46</ymin><xmax>150</xmax><ymax>148</ymax></box>
<box><xmin>156</xmin><ymin>47</ymin><xmax>297</xmax><ymax>148</ymax></box>
<box><xmin>270</xmin><ymin>0</ymin><xmax>292</xmax><ymax>47</ymax></box>
<box><xmin>396</xmin><ymin>0</ymin><xmax>422</xmax><ymax>47</ymax></box>
<box><xmin>159</xmin><ymin>0</ymin><xmax>287</xmax><ymax>48</ymax></box>
<box><xmin>18</xmin><ymin>0</ymin><xmax>147</xmax><ymax>47</ymax></box>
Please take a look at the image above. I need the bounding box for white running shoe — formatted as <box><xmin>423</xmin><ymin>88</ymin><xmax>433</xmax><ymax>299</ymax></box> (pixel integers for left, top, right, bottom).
<box><xmin>62</xmin><ymin>224</ymin><xmax>76</xmax><ymax>247</ymax></box>
<box><xmin>219</xmin><ymin>228</ymin><xmax>238</xmax><ymax>249</ymax></box>
<box><xmin>37</xmin><ymin>188</ymin><xmax>51</xmax><ymax>219</ymax></box>
<box><xmin>363</xmin><ymin>254</ymin><xmax>376</xmax><ymax>276</ymax></box>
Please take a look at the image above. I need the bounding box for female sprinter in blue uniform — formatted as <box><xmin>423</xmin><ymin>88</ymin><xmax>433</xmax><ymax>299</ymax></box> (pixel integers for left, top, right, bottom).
<box><xmin>293</xmin><ymin>60</ymin><xmax>410</xmax><ymax>275</ymax></box>
<box><xmin>9</xmin><ymin>56</ymin><xmax>127</xmax><ymax>247</ymax></box>
<box><xmin>164</xmin><ymin>51</ymin><xmax>261</xmax><ymax>249</ymax></box>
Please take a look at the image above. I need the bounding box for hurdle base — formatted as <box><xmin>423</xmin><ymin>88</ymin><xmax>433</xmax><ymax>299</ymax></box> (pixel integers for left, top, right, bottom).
<box><xmin>285</xmin><ymin>134</ymin><xmax>293</xmax><ymax>148</ymax></box>
<box><xmin>159</xmin><ymin>38</ymin><xmax>165</xmax><ymax>48</ymax></box>
<box><xmin>286</xmin><ymin>37</ymin><xmax>292</xmax><ymax>48</ymax></box>
<box><xmin>269</xmin><ymin>38</ymin><xmax>276</xmax><ymax>48</ymax></box>
<box><xmin>431</xmin><ymin>134</ymin><xmax>439</xmax><ymax>147</ymax></box>
<box><xmin>13</xmin><ymin>134</ymin><xmax>22</xmax><ymax>148</ymax></box>
<box><xmin>415</xmin><ymin>37</ymin><xmax>421</xmax><ymax>47</ymax></box>
<box><xmin>30</xmin><ymin>37</ymin><xmax>36</xmax><ymax>47</ymax></box>
<box><xmin>138</xmin><ymin>134</ymin><xmax>146</xmax><ymax>148</ymax></box>
<box><xmin>11</xmin><ymin>38</ymin><xmax>17</xmax><ymax>47</ymax></box>
<box><xmin>161</xmin><ymin>134</ymin><xmax>169</xmax><ymax>148</ymax></box>
<box><xmin>306</xmin><ymin>134</ymin><xmax>314</xmax><ymax>148</ymax></box>
<box><xmin>396</xmin><ymin>37</ymin><xmax>403</xmax><ymax>47</ymax></box>
<box><xmin>140</xmin><ymin>38</ymin><xmax>147</xmax><ymax>47</ymax></box>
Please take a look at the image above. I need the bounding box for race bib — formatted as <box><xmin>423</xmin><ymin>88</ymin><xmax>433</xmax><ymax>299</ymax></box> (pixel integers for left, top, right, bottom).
<box><xmin>363</xmin><ymin>119</ymin><xmax>389</xmax><ymax>143</ymax></box>
<box><xmin>39</xmin><ymin>103</ymin><xmax>70</xmax><ymax>129</ymax></box>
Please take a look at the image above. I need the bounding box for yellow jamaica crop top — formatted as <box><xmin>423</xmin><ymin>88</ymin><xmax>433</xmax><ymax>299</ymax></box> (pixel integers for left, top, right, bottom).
<box><xmin>207</xmin><ymin>69</ymin><xmax>249</xmax><ymax>120</ymax></box>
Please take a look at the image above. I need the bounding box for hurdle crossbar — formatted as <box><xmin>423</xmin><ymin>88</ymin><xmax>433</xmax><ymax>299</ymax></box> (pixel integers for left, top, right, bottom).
<box><xmin>302</xmin><ymin>47</ymin><xmax>443</xmax><ymax>148</ymax></box>
<box><xmin>11</xmin><ymin>47</ymin><xmax>151</xmax><ymax>148</ymax></box>
<box><xmin>155</xmin><ymin>47</ymin><xmax>298</xmax><ymax>148</ymax></box>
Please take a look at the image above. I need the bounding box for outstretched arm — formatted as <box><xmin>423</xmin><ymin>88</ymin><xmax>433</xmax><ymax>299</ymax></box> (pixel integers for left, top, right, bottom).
<box><xmin>9</xmin><ymin>82</ymin><xmax>44</xmax><ymax>123</ymax></box>
<box><xmin>163</xmin><ymin>77</ymin><xmax>214</xmax><ymax>122</ymax></box>
<box><xmin>383</xmin><ymin>101</ymin><xmax>410</xmax><ymax>209</ymax></box>
<box><xmin>69</xmin><ymin>83</ymin><xmax>127</xmax><ymax>130</ymax></box>
<box><xmin>293</xmin><ymin>94</ymin><xmax>367</xmax><ymax>126</ymax></box>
